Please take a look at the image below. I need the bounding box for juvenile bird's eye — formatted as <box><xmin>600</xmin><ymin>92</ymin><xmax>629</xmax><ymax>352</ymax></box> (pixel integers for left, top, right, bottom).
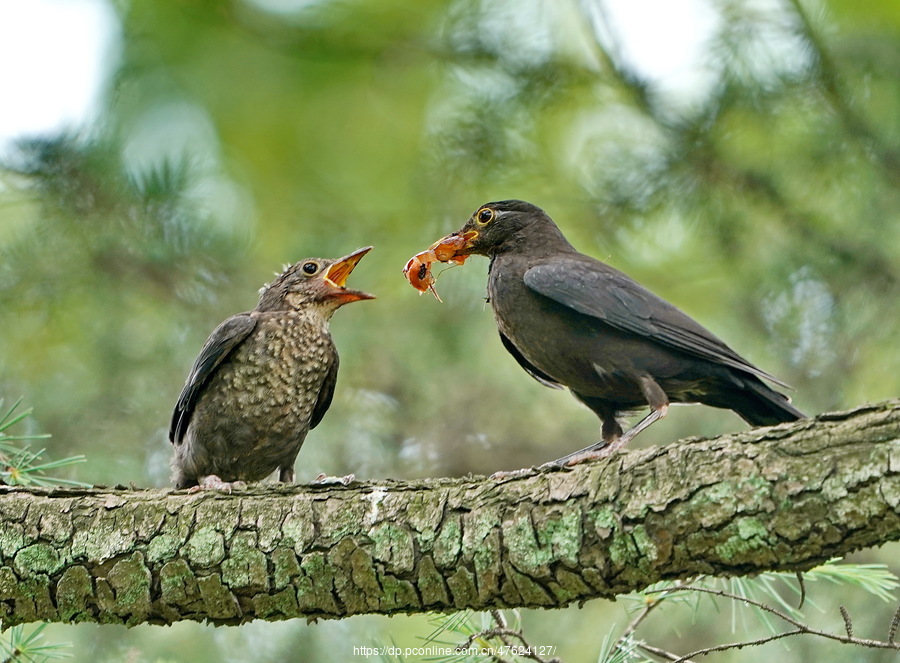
<box><xmin>476</xmin><ymin>208</ymin><xmax>494</xmax><ymax>224</ymax></box>
<box><xmin>302</xmin><ymin>262</ymin><xmax>319</xmax><ymax>275</ymax></box>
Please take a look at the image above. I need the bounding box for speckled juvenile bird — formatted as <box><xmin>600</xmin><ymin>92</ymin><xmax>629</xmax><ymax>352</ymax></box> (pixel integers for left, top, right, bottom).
<box><xmin>169</xmin><ymin>247</ymin><xmax>374</xmax><ymax>490</ymax></box>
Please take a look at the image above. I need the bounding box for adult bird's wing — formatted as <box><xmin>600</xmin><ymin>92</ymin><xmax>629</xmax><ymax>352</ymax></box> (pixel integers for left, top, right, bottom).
<box><xmin>523</xmin><ymin>259</ymin><xmax>789</xmax><ymax>387</ymax></box>
<box><xmin>499</xmin><ymin>331</ymin><xmax>564</xmax><ymax>389</ymax></box>
<box><xmin>309</xmin><ymin>356</ymin><xmax>339</xmax><ymax>430</ymax></box>
<box><xmin>169</xmin><ymin>313</ymin><xmax>258</xmax><ymax>445</ymax></box>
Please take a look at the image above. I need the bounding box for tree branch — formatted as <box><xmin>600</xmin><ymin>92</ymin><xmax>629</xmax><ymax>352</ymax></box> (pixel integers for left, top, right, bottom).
<box><xmin>0</xmin><ymin>400</ymin><xmax>897</xmax><ymax>628</ymax></box>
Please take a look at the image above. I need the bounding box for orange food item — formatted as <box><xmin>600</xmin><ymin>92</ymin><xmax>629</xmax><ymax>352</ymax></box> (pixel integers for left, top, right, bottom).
<box><xmin>402</xmin><ymin>233</ymin><xmax>473</xmax><ymax>300</ymax></box>
<box><xmin>431</xmin><ymin>235</ymin><xmax>469</xmax><ymax>262</ymax></box>
<box><xmin>403</xmin><ymin>253</ymin><xmax>436</xmax><ymax>294</ymax></box>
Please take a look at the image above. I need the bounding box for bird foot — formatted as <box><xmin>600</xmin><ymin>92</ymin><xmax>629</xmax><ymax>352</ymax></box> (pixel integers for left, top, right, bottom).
<box><xmin>490</xmin><ymin>467</ymin><xmax>536</xmax><ymax>480</ymax></box>
<box><xmin>544</xmin><ymin>433</ymin><xmax>636</xmax><ymax>468</ymax></box>
<box><xmin>311</xmin><ymin>473</ymin><xmax>356</xmax><ymax>486</ymax></box>
<box><xmin>188</xmin><ymin>475</ymin><xmax>247</xmax><ymax>493</ymax></box>
<box><xmin>542</xmin><ymin>444</ymin><xmax>617</xmax><ymax>469</ymax></box>
<box><xmin>491</xmin><ymin>457</ymin><xmax>590</xmax><ymax>478</ymax></box>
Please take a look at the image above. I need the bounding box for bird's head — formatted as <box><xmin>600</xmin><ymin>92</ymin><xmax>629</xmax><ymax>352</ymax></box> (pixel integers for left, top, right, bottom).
<box><xmin>439</xmin><ymin>200</ymin><xmax>558</xmax><ymax>258</ymax></box>
<box><xmin>257</xmin><ymin>246</ymin><xmax>375</xmax><ymax>315</ymax></box>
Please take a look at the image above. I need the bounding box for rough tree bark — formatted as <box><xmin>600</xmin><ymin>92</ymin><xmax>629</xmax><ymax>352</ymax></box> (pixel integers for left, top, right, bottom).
<box><xmin>0</xmin><ymin>400</ymin><xmax>898</xmax><ymax>628</ymax></box>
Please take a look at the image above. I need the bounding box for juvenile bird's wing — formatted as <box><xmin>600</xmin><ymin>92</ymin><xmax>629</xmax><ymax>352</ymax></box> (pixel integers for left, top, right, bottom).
<box><xmin>169</xmin><ymin>313</ymin><xmax>258</xmax><ymax>445</ymax></box>
<box><xmin>309</xmin><ymin>355</ymin><xmax>338</xmax><ymax>430</ymax></box>
<box><xmin>499</xmin><ymin>332</ymin><xmax>564</xmax><ymax>389</ymax></box>
<box><xmin>523</xmin><ymin>259</ymin><xmax>788</xmax><ymax>387</ymax></box>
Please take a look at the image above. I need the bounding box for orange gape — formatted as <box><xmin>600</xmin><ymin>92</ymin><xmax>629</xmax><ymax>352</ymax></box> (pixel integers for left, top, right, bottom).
<box><xmin>402</xmin><ymin>232</ymin><xmax>476</xmax><ymax>301</ymax></box>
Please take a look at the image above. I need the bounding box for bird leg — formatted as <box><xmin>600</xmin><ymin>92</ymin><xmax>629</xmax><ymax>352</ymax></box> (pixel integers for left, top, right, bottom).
<box><xmin>491</xmin><ymin>403</ymin><xmax>667</xmax><ymax>478</ymax></box>
<box><xmin>610</xmin><ymin>374</ymin><xmax>670</xmax><ymax>448</ymax></box>
<box><xmin>543</xmin><ymin>376</ymin><xmax>670</xmax><ymax>468</ymax></box>
<box><xmin>540</xmin><ymin>440</ymin><xmax>610</xmax><ymax>469</ymax></box>
<box><xmin>601</xmin><ymin>415</ymin><xmax>624</xmax><ymax>443</ymax></box>
<box><xmin>615</xmin><ymin>404</ymin><xmax>669</xmax><ymax>447</ymax></box>
<box><xmin>542</xmin><ymin>405</ymin><xmax>669</xmax><ymax>468</ymax></box>
<box><xmin>491</xmin><ymin>378</ymin><xmax>672</xmax><ymax>477</ymax></box>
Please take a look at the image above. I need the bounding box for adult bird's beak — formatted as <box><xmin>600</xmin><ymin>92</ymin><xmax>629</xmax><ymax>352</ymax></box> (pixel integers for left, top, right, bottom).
<box><xmin>324</xmin><ymin>246</ymin><xmax>376</xmax><ymax>303</ymax></box>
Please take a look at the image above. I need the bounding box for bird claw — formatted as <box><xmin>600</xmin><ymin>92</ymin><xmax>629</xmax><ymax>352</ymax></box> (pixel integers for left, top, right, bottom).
<box><xmin>189</xmin><ymin>475</ymin><xmax>247</xmax><ymax>493</ymax></box>
<box><xmin>557</xmin><ymin>447</ymin><xmax>615</xmax><ymax>467</ymax></box>
<box><xmin>537</xmin><ymin>459</ymin><xmax>568</xmax><ymax>471</ymax></box>
<box><xmin>491</xmin><ymin>430</ymin><xmax>637</xmax><ymax>478</ymax></box>
<box><xmin>490</xmin><ymin>467</ymin><xmax>534</xmax><ymax>480</ymax></box>
<box><xmin>491</xmin><ymin>462</ymin><xmax>568</xmax><ymax>479</ymax></box>
<box><xmin>311</xmin><ymin>473</ymin><xmax>356</xmax><ymax>486</ymax></box>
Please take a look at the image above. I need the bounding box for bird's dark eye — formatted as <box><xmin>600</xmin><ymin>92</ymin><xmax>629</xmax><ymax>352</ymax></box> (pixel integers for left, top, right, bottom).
<box><xmin>302</xmin><ymin>262</ymin><xmax>319</xmax><ymax>275</ymax></box>
<box><xmin>476</xmin><ymin>208</ymin><xmax>494</xmax><ymax>225</ymax></box>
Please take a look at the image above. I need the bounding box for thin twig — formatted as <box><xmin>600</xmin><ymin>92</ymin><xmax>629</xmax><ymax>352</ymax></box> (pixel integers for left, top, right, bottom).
<box><xmin>673</xmin><ymin>629</ymin><xmax>806</xmax><ymax>662</ymax></box>
<box><xmin>455</xmin><ymin>611</ymin><xmax>562</xmax><ymax>663</ymax></box>
<box><xmin>489</xmin><ymin>610</ymin><xmax>516</xmax><ymax>663</ymax></box>
<box><xmin>840</xmin><ymin>605</ymin><xmax>853</xmax><ymax>638</ymax></box>
<box><xmin>456</xmin><ymin>627</ymin><xmax>508</xmax><ymax>663</ymax></box>
<box><xmin>888</xmin><ymin>605</ymin><xmax>900</xmax><ymax>645</ymax></box>
<box><xmin>667</xmin><ymin>585</ymin><xmax>900</xmax><ymax>651</ymax></box>
<box><xmin>637</xmin><ymin>641</ymin><xmax>699</xmax><ymax>662</ymax></box>
<box><xmin>621</xmin><ymin>593</ymin><xmax>667</xmax><ymax>638</ymax></box>
<box><xmin>607</xmin><ymin>586</ymin><xmax>681</xmax><ymax>661</ymax></box>
<box><xmin>491</xmin><ymin>610</ymin><xmax>507</xmax><ymax>630</ymax></box>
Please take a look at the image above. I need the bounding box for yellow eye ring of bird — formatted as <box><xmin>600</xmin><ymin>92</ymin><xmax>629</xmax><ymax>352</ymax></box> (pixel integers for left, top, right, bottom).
<box><xmin>476</xmin><ymin>207</ymin><xmax>494</xmax><ymax>225</ymax></box>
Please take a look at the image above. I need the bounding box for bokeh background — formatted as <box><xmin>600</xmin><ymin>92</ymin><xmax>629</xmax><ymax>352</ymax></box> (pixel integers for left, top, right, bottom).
<box><xmin>1</xmin><ymin>0</ymin><xmax>898</xmax><ymax>661</ymax></box>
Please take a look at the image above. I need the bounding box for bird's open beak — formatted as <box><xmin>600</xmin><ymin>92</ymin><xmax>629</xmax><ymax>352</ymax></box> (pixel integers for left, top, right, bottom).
<box><xmin>324</xmin><ymin>246</ymin><xmax>376</xmax><ymax>302</ymax></box>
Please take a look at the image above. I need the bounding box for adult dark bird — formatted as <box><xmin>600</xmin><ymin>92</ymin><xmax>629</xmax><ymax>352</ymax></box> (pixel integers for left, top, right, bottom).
<box><xmin>169</xmin><ymin>247</ymin><xmax>374</xmax><ymax>490</ymax></box>
<box><xmin>426</xmin><ymin>200</ymin><xmax>804</xmax><ymax>466</ymax></box>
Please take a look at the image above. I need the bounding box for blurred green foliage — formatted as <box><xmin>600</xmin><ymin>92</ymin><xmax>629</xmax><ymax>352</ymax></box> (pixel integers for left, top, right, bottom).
<box><xmin>0</xmin><ymin>398</ymin><xmax>86</xmax><ymax>486</ymax></box>
<box><xmin>1</xmin><ymin>0</ymin><xmax>898</xmax><ymax>660</ymax></box>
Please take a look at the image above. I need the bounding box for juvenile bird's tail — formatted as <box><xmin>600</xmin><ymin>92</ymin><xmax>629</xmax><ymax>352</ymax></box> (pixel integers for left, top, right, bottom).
<box><xmin>706</xmin><ymin>376</ymin><xmax>806</xmax><ymax>427</ymax></box>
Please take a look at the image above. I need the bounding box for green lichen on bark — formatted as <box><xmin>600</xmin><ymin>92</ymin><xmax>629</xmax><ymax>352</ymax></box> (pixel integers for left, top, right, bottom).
<box><xmin>221</xmin><ymin>531</ymin><xmax>268</xmax><ymax>593</ymax></box>
<box><xmin>0</xmin><ymin>400</ymin><xmax>895</xmax><ymax>627</ymax></box>
<box><xmin>416</xmin><ymin>555</ymin><xmax>450</xmax><ymax>606</ymax></box>
<box><xmin>370</xmin><ymin>522</ymin><xmax>415</xmax><ymax>574</ymax></box>
<box><xmin>106</xmin><ymin>552</ymin><xmax>152</xmax><ymax>625</ymax></box>
<box><xmin>377</xmin><ymin>571</ymin><xmax>418</xmax><ymax>610</ymax></box>
<box><xmin>197</xmin><ymin>573</ymin><xmax>241</xmax><ymax>619</ymax></box>
<box><xmin>446</xmin><ymin>566</ymin><xmax>478</xmax><ymax>609</ymax></box>
<box><xmin>271</xmin><ymin>547</ymin><xmax>301</xmax><ymax>590</ymax></box>
<box><xmin>56</xmin><ymin>565</ymin><xmax>93</xmax><ymax>623</ymax></box>
<box><xmin>185</xmin><ymin>526</ymin><xmax>226</xmax><ymax>568</ymax></box>
<box><xmin>15</xmin><ymin>543</ymin><xmax>64</xmax><ymax>576</ymax></box>
<box><xmin>252</xmin><ymin>586</ymin><xmax>298</xmax><ymax>620</ymax></box>
<box><xmin>159</xmin><ymin>558</ymin><xmax>200</xmax><ymax>608</ymax></box>
<box><xmin>295</xmin><ymin>551</ymin><xmax>340</xmax><ymax>614</ymax></box>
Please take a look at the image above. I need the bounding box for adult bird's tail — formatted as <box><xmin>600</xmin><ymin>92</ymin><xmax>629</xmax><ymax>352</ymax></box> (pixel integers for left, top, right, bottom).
<box><xmin>706</xmin><ymin>375</ymin><xmax>806</xmax><ymax>427</ymax></box>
